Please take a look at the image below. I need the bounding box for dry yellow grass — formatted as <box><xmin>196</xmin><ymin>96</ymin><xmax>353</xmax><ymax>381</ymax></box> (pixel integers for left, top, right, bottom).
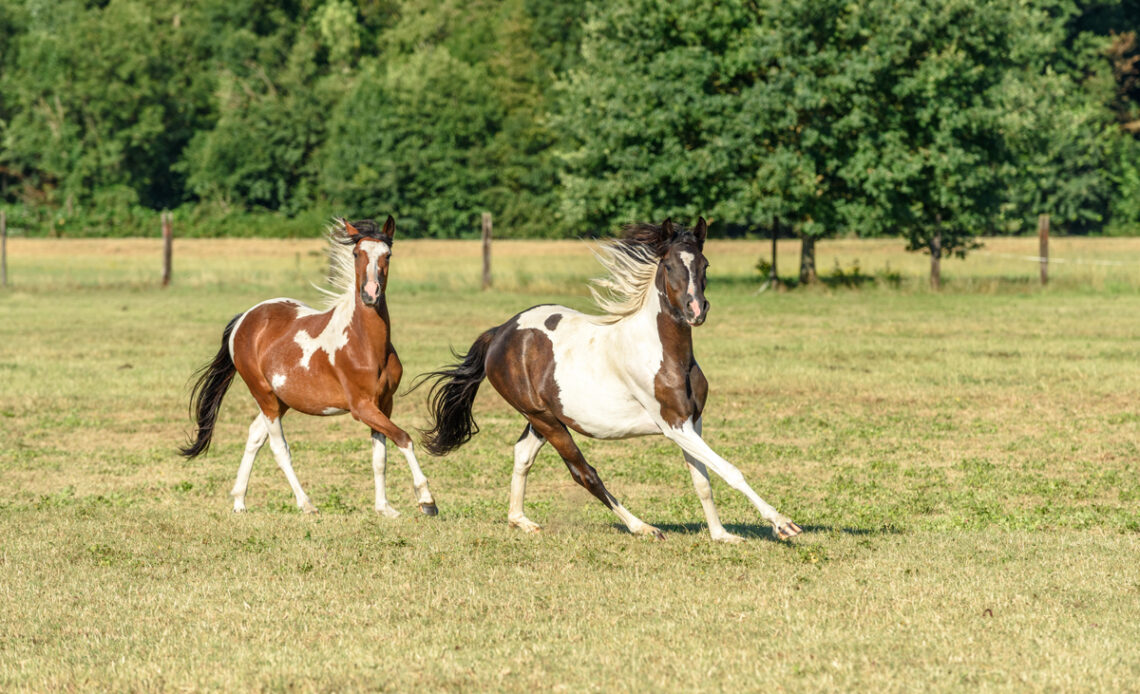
<box><xmin>2</xmin><ymin>237</ymin><xmax>1139</xmax><ymax>691</ymax></box>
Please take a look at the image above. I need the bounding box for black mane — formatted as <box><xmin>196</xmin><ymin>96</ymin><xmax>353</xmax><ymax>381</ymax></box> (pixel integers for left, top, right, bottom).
<box><xmin>338</xmin><ymin>218</ymin><xmax>393</xmax><ymax>246</ymax></box>
<box><xmin>617</xmin><ymin>221</ymin><xmax>698</xmax><ymax>258</ymax></box>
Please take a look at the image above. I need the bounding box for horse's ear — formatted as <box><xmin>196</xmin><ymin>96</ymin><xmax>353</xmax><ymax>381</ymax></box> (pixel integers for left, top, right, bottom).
<box><xmin>694</xmin><ymin>217</ymin><xmax>708</xmax><ymax>249</ymax></box>
<box><xmin>661</xmin><ymin>218</ymin><xmax>675</xmax><ymax>241</ymax></box>
<box><xmin>382</xmin><ymin>215</ymin><xmax>395</xmax><ymax>239</ymax></box>
<box><xmin>343</xmin><ymin>218</ymin><xmax>359</xmax><ymax>238</ymax></box>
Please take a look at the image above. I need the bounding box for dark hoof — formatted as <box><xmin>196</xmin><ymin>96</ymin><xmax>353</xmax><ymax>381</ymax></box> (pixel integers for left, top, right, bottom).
<box><xmin>419</xmin><ymin>502</ymin><xmax>439</xmax><ymax>516</ymax></box>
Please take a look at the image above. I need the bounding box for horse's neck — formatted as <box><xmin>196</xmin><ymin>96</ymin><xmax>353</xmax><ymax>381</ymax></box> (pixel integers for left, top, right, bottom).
<box><xmin>347</xmin><ymin>296</ymin><xmax>391</xmax><ymax>351</ymax></box>
<box><xmin>618</xmin><ymin>284</ymin><xmax>693</xmax><ymax>366</ymax></box>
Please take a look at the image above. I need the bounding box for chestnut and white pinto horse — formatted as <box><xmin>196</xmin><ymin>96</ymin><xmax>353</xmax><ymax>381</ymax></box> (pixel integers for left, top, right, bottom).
<box><xmin>180</xmin><ymin>217</ymin><xmax>437</xmax><ymax>517</ymax></box>
<box><xmin>419</xmin><ymin>219</ymin><xmax>801</xmax><ymax>542</ymax></box>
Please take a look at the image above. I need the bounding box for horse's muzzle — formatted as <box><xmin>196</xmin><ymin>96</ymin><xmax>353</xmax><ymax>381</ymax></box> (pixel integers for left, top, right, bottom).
<box><xmin>360</xmin><ymin>280</ymin><xmax>381</xmax><ymax>306</ymax></box>
<box><xmin>685</xmin><ymin>297</ymin><xmax>709</xmax><ymax>326</ymax></box>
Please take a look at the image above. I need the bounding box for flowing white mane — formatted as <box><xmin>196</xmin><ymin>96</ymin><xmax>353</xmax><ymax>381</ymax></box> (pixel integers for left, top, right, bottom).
<box><xmin>314</xmin><ymin>218</ymin><xmax>357</xmax><ymax>311</ymax></box>
<box><xmin>587</xmin><ymin>240</ymin><xmax>660</xmax><ymax>324</ymax></box>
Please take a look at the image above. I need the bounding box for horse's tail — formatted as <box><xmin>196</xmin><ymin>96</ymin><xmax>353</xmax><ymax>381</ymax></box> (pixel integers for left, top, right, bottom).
<box><xmin>415</xmin><ymin>326</ymin><xmax>501</xmax><ymax>457</ymax></box>
<box><xmin>179</xmin><ymin>314</ymin><xmax>241</xmax><ymax>459</ymax></box>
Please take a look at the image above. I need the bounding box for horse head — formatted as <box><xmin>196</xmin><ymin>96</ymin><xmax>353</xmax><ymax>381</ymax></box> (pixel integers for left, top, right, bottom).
<box><xmin>654</xmin><ymin>217</ymin><xmax>710</xmax><ymax>326</ymax></box>
<box><xmin>342</xmin><ymin>216</ymin><xmax>395</xmax><ymax>308</ymax></box>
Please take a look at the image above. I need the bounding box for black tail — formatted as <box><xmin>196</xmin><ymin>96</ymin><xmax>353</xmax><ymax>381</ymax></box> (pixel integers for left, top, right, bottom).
<box><xmin>415</xmin><ymin>326</ymin><xmax>501</xmax><ymax>456</ymax></box>
<box><xmin>179</xmin><ymin>315</ymin><xmax>241</xmax><ymax>459</ymax></box>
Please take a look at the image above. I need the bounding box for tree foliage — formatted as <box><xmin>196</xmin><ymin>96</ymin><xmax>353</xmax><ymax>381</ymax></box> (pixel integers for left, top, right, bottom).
<box><xmin>0</xmin><ymin>0</ymin><xmax>1137</xmax><ymax>244</ymax></box>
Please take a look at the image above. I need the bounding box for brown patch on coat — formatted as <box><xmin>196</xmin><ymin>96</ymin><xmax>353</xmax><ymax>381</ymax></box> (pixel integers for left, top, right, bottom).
<box><xmin>544</xmin><ymin>313</ymin><xmax>562</xmax><ymax>330</ymax></box>
<box><xmin>484</xmin><ymin>309</ymin><xmax>585</xmax><ymax>435</ymax></box>
<box><xmin>653</xmin><ymin>303</ymin><xmax>706</xmax><ymax>428</ymax></box>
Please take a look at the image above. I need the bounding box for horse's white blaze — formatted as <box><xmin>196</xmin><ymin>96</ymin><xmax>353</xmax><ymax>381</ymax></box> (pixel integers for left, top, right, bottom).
<box><xmin>359</xmin><ymin>240</ymin><xmax>390</xmax><ymax>298</ymax></box>
<box><xmin>679</xmin><ymin>250</ymin><xmax>701</xmax><ymax>318</ymax></box>
<box><xmin>271</xmin><ymin>373</ymin><xmax>286</xmax><ymax>389</ymax></box>
<box><xmin>294</xmin><ymin>295</ymin><xmax>354</xmax><ymax>369</ymax></box>
<box><xmin>514</xmin><ymin>301</ymin><xmax>664</xmax><ymax>440</ymax></box>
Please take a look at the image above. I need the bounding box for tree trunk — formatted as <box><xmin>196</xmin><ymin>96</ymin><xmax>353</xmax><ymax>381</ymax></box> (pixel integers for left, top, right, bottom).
<box><xmin>799</xmin><ymin>235</ymin><xmax>817</xmax><ymax>285</ymax></box>
<box><xmin>930</xmin><ymin>227</ymin><xmax>942</xmax><ymax>291</ymax></box>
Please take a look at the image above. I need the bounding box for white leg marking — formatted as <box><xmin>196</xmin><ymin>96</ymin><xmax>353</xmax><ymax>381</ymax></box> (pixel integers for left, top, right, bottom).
<box><xmin>264</xmin><ymin>416</ymin><xmax>317</xmax><ymax>514</ymax></box>
<box><xmin>396</xmin><ymin>443</ymin><xmax>436</xmax><ymax>512</ymax></box>
<box><xmin>665</xmin><ymin>419</ymin><xmax>801</xmax><ymax>539</ymax></box>
<box><xmin>372</xmin><ymin>431</ymin><xmax>399</xmax><ymax>517</ymax></box>
<box><xmin>508</xmin><ymin>427</ymin><xmax>546</xmax><ymax>532</ymax></box>
<box><xmin>230</xmin><ymin>415</ymin><xmax>269</xmax><ymax>512</ymax></box>
<box><xmin>683</xmin><ymin>418</ymin><xmax>744</xmax><ymax>543</ymax></box>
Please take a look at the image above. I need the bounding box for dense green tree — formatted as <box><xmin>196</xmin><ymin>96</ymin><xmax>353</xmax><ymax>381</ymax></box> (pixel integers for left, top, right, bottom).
<box><xmin>0</xmin><ymin>1</ymin><xmax>209</xmax><ymax>211</ymax></box>
<box><xmin>841</xmin><ymin>0</ymin><xmax>1029</xmax><ymax>288</ymax></box>
<box><xmin>322</xmin><ymin>49</ymin><xmax>501</xmax><ymax>236</ymax></box>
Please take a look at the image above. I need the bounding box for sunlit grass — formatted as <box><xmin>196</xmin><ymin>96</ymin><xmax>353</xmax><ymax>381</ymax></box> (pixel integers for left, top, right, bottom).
<box><xmin>1</xmin><ymin>238</ymin><xmax>1139</xmax><ymax>691</ymax></box>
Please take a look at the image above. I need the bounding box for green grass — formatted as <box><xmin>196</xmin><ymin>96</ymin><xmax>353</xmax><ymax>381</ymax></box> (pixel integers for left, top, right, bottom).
<box><xmin>2</xmin><ymin>237</ymin><xmax>1140</xmax><ymax>691</ymax></box>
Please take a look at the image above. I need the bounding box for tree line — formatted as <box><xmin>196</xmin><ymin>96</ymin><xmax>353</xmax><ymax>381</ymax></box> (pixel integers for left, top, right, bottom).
<box><xmin>1</xmin><ymin>1</ymin><xmax>1138</xmax><ymax>270</ymax></box>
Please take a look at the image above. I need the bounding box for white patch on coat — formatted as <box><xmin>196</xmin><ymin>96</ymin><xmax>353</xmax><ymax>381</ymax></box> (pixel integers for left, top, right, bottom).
<box><xmin>271</xmin><ymin>373</ymin><xmax>287</xmax><ymax>389</ymax></box>
<box><xmin>293</xmin><ymin>295</ymin><xmax>354</xmax><ymax>369</ymax></box>
<box><xmin>514</xmin><ymin>297</ymin><xmax>665</xmax><ymax>440</ymax></box>
<box><xmin>322</xmin><ymin>407</ymin><xmax>348</xmax><ymax>416</ymax></box>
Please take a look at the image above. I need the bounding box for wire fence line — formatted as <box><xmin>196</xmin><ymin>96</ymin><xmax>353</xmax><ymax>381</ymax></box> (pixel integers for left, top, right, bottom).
<box><xmin>976</xmin><ymin>250</ymin><xmax>1139</xmax><ymax>267</ymax></box>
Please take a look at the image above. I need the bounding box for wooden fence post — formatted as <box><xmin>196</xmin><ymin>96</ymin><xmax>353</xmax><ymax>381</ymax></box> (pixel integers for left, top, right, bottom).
<box><xmin>1038</xmin><ymin>213</ymin><xmax>1049</xmax><ymax>286</ymax></box>
<box><xmin>481</xmin><ymin>211</ymin><xmax>492</xmax><ymax>290</ymax></box>
<box><xmin>769</xmin><ymin>216</ymin><xmax>779</xmax><ymax>287</ymax></box>
<box><xmin>1</xmin><ymin>210</ymin><xmax>7</xmax><ymax>288</ymax></box>
<box><xmin>162</xmin><ymin>212</ymin><xmax>173</xmax><ymax>287</ymax></box>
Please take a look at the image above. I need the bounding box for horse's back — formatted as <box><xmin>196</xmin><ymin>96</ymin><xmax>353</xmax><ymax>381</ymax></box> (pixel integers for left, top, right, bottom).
<box><xmin>485</xmin><ymin>304</ymin><xmax>661</xmax><ymax>439</ymax></box>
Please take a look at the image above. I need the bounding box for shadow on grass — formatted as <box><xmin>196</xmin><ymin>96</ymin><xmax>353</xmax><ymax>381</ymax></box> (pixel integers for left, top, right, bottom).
<box><xmin>614</xmin><ymin>522</ymin><xmax>901</xmax><ymax>541</ymax></box>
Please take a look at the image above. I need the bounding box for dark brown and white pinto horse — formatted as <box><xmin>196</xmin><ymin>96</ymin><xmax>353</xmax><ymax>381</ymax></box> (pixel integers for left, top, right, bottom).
<box><xmin>419</xmin><ymin>219</ymin><xmax>800</xmax><ymax>542</ymax></box>
<box><xmin>180</xmin><ymin>217</ymin><xmax>437</xmax><ymax>517</ymax></box>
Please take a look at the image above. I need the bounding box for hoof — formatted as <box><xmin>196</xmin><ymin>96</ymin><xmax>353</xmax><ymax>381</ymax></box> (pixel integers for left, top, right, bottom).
<box><xmin>773</xmin><ymin>520</ymin><xmax>802</xmax><ymax>540</ymax></box>
<box><xmin>301</xmin><ymin>500</ymin><xmax>319</xmax><ymax>515</ymax></box>
<box><xmin>711</xmin><ymin>532</ymin><xmax>745</xmax><ymax>544</ymax></box>
<box><xmin>232</xmin><ymin>505</ymin><xmax>246</xmax><ymax>514</ymax></box>
<box><xmin>636</xmin><ymin>525</ymin><xmax>665</xmax><ymax>541</ymax></box>
<box><xmin>375</xmin><ymin>504</ymin><xmax>401</xmax><ymax>519</ymax></box>
<box><xmin>418</xmin><ymin>502</ymin><xmax>439</xmax><ymax>516</ymax></box>
<box><xmin>509</xmin><ymin>517</ymin><xmax>542</xmax><ymax>533</ymax></box>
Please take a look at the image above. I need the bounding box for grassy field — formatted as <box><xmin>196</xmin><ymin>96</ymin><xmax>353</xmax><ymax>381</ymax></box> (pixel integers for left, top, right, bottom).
<box><xmin>2</xmin><ymin>235</ymin><xmax>1139</xmax><ymax>691</ymax></box>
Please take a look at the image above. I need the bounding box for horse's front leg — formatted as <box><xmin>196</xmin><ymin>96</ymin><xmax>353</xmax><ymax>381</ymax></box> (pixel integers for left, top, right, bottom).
<box><xmin>683</xmin><ymin>418</ymin><xmax>745</xmax><ymax>543</ymax></box>
<box><xmin>664</xmin><ymin>418</ymin><xmax>801</xmax><ymax>540</ymax></box>
<box><xmin>351</xmin><ymin>401</ymin><xmax>438</xmax><ymax>516</ymax></box>
<box><xmin>370</xmin><ymin>430</ymin><xmax>400</xmax><ymax>518</ymax></box>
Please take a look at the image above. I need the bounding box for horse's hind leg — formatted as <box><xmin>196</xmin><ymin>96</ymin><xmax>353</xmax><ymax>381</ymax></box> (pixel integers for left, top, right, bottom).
<box><xmin>508</xmin><ymin>424</ymin><xmax>546</xmax><ymax>533</ymax></box>
<box><xmin>264</xmin><ymin>414</ymin><xmax>318</xmax><ymax>514</ymax></box>
<box><xmin>683</xmin><ymin>418</ymin><xmax>744</xmax><ymax>543</ymax></box>
<box><xmin>230</xmin><ymin>415</ymin><xmax>269</xmax><ymax>512</ymax></box>
<box><xmin>527</xmin><ymin>415</ymin><xmax>664</xmax><ymax>540</ymax></box>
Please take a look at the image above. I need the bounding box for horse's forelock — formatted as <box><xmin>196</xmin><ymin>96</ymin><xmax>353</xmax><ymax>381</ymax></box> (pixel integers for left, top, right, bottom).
<box><xmin>337</xmin><ymin>218</ymin><xmax>393</xmax><ymax>246</ymax></box>
<box><xmin>618</xmin><ymin>221</ymin><xmax>697</xmax><ymax>258</ymax></box>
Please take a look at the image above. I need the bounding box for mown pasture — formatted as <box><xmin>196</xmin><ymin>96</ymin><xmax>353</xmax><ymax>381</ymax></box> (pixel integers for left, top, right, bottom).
<box><xmin>1</xmin><ymin>236</ymin><xmax>1139</xmax><ymax>691</ymax></box>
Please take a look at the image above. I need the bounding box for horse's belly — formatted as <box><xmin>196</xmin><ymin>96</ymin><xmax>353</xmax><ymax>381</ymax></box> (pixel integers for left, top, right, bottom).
<box><xmin>557</xmin><ymin>381</ymin><xmax>661</xmax><ymax>440</ymax></box>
